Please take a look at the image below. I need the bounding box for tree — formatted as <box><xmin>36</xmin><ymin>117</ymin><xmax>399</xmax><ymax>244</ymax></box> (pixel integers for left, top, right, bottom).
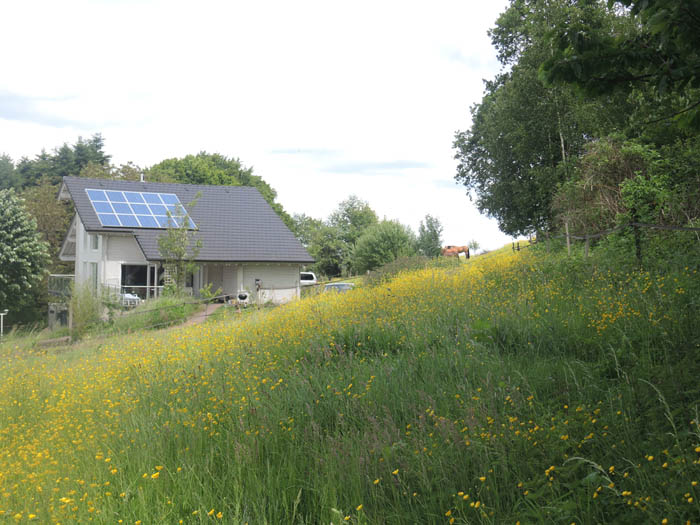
<box><xmin>308</xmin><ymin>224</ymin><xmax>345</xmax><ymax>278</ymax></box>
<box><xmin>541</xmin><ymin>0</ymin><xmax>700</xmax><ymax>128</ymax></box>
<box><xmin>147</xmin><ymin>152</ymin><xmax>294</xmax><ymax>228</ymax></box>
<box><xmin>328</xmin><ymin>195</ymin><xmax>378</xmax><ymax>246</ymax></box>
<box><xmin>14</xmin><ymin>134</ymin><xmax>110</xmax><ymax>188</ymax></box>
<box><xmin>453</xmin><ymin>0</ymin><xmax>628</xmax><ymax>235</ymax></box>
<box><xmin>78</xmin><ymin>160</ymin><xmax>145</xmax><ymax>181</ymax></box>
<box><xmin>417</xmin><ymin>214</ymin><xmax>443</xmax><ymax>257</ymax></box>
<box><xmin>351</xmin><ymin>220</ymin><xmax>417</xmax><ymax>274</ymax></box>
<box><xmin>0</xmin><ymin>189</ymin><xmax>50</xmax><ymax>309</ymax></box>
<box><xmin>157</xmin><ymin>197</ymin><xmax>201</xmax><ymax>293</ymax></box>
<box><xmin>0</xmin><ymin>154</ymin><xmax>19</xmax><ymax>190</ymax></box>
<box><xmin>21</xmin><ymin>177</ymin><xmax>74</xmax><ymax>273</ymax></box>
<box><xmin>290</xmin><ymin>213</ymin><xmax>324</xmax><ymax>248</ymax></box>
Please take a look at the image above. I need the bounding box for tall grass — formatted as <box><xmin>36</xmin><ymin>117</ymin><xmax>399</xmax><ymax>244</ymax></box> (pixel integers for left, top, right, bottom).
<box><xmin>0</xmin><ymin>244</ymin><xmax>698</xmax><ymax>523</ymax></box>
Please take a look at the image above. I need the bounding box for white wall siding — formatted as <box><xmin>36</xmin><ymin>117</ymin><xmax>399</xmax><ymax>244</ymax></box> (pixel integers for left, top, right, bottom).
<box><xmin>107</xmin><ymin>236</ymin><xmax>147</xmax><ymax>264</ymax></box>
<box><xmin>242</xmin><ymin>263</ymin><xmax>300</xmax><ymax>304</ymax></box>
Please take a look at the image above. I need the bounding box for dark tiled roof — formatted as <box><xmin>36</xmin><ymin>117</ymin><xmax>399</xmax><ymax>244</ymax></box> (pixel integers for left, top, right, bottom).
<box><xmin>61</xmin><ymin>176</ymin><xmax>314</xmax><ymax>263</ymax></box>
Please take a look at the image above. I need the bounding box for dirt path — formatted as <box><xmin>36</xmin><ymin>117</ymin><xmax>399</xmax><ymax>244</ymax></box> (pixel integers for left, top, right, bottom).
<box><xmin>183</xmin><ymin>303</ymin><xmax>224</xmax><ymax>326</ymax></box>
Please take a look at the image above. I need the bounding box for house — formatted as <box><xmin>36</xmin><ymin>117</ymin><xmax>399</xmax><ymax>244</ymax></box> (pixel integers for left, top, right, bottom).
<box><xmin>57</xmin><ymin>176</ymin><xmax>314</xmax><ymax>304</ymax></box>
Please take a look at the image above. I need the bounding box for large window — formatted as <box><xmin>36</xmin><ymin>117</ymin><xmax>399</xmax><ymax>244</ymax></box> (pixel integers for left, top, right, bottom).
<box><xmin>121</xmin><ymin>265</ymin><xmax>164</xmax><ymax>299</ymax></box>
<box><xmin>121</xmin><ymin>265</ymin><xmax>148</xmax><ymax>287</ymax></box>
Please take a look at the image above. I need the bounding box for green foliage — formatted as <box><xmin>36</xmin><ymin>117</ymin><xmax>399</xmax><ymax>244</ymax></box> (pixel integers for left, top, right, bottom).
<box><xmin>0</xmin><ymin>190</ymin><xmax>50</xmax><ymax>315</ymax></box>
<box><xmin>328</xmin><ymin>195</ymin><xmax>378</xmax><ymax>247</ymax></box>
<box><xmin>297</xmin><ymin>196</ymin><xmax>381</xmax><ymax>278</ymax></box>
<box><xmin>198</xmin><ymin>283</ymin><xmax>222</xmax><ymax>302</ymax></box>
<box><xmin>352</xmin><ymin>220</ymin><xmax>417</xmax><ymax>274</ymax></box>
<box><xmin>307</xmin><ymin>224</ymin><xmax>345</xmax><ymax>278</ymax></box>
<box><xmin>78</xmin><ymin>160</ymin><xmax>145</xmax><ymax>181</ymax></box>
<box><xmin>290</xmin><ymin>213</ymin><xmax>323</xmax><ymax>248</ymax></box>
<box><xmin>552</xmin><ymin>137</ymin><xmax>650</xmax><ymax>234</ymax></box>
<box><xmin>15</xmin><ymin>134</ymin><xmax>110</xmax><ymax>188</ymax></box>
<box><xmin>454</xmin><ymin>0</ymin><xmax>625</xmax><ymax>235</ymax></box>
<box><xmin>146</xmin><ymin>152</ymin><xmax>294</xmax><ymax>229</ymax></box>
<box><xmin>0</xmin><ymin>154</ymin><xmax>20</xmax><ymax>190</ymax></box>
<box><xmin>69</xmin><ymin>283</ymin><xmax>102</xmax><ymax>340</ymax></box>
<box><xmin>542</xmin><ymin>0</ymin><xmax>700</xmax><ymax>128</ymax></box>
<box><xmin>416</xmin><ymin>214</ymin><xmax>443</xmax><ymax>257</ymax></box>
<box><xmin>20</xmin><ymin>177</ymin><xmax>74</xmax><ymax>273</ymax></box>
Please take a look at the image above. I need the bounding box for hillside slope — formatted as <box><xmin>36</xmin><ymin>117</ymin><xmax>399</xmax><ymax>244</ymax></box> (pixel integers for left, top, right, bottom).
<box><xmin>0</xmin><ymin>245</ymin><xmax>698</xmax><ymax>523</ymax></box>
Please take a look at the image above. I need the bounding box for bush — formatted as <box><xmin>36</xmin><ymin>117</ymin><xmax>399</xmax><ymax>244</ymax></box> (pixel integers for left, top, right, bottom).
<box><xmin>69</xmin><ymin>284</ymin><xmax>102</xmax><ymax>340</ymax></box>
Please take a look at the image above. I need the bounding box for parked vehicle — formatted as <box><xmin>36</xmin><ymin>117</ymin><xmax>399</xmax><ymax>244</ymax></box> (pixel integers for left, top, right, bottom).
<box><xmin>324</xmin><ymin>282</ymin><xmax>354</xmax><ymax>293</ymax></box>
<box><xmin>300</xmin><ymin>272</ymin><xmax>317</xmax><ymax>286</ymax></box>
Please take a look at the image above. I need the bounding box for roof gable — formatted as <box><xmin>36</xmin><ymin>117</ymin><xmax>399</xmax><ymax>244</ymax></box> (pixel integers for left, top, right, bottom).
<box><xmin>61</xmin><ymin>176</ymin><xmax>313</xmax><ymax>263</ymax></box>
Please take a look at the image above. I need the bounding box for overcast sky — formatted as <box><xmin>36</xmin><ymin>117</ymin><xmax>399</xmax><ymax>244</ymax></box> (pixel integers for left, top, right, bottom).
<box><xmin>0</xmin><ymin>0</ymin><xmax>514</xmax><ymax>250</ymax></box>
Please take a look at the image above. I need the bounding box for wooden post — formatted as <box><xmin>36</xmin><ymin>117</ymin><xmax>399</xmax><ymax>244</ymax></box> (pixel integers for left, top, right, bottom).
<box><xmin>565</xmin><ymin>221</ymin><xmax>571</xmax><ymax>256</ymax></box>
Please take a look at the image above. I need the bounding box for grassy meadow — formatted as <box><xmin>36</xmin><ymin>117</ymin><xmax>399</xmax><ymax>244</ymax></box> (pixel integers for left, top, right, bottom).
<box><xmin>1</xmin><ymin>244</ymin><xmax>699</xmax><ymax>523</ymax></box>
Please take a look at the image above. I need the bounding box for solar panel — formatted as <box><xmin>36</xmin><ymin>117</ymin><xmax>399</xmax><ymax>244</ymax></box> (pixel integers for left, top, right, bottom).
<box><xmin>85</xmin><ymin>189</ymin><xmax>197</xmax><ymax>229</ymax></box>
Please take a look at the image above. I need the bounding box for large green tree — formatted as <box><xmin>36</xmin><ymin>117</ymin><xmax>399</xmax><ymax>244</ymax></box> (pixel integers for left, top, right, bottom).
<box><xmin>454</xmin><ymin>0</ymin><xmax>629</xmax><ymax>235</ymax></box>
<box><xmin>307</xmin><ymin>225</ymin><xmax>345</xmax><ymax>278</ymax></box>
<box><xmin>0</xmin><ymin>189</ymin><xmax>50</xmax><ymax>314</ymax></box>
<box><xmin>328</xmin><ymin>195</ymin><xmax>379</xmax><ymax>247</ymax></box>
<box><xmin>290</xmin><ymin>213</ymin><xmax>324</xmax><ymax>248</ymax></box>
<box><xmin>21</xmin><ymin>178</ymin><xmax>73</xmax><ymax>273</ymax></box>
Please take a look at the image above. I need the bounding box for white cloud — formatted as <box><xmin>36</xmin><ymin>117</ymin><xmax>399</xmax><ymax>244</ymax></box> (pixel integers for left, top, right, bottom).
<box><xmin>0</xmin><ymin>0</ymin><xmax>514</xmax><ymax>250</ymax></box>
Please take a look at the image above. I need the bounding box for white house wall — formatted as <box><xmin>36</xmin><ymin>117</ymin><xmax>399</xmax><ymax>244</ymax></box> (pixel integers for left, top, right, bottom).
<box><xmin>243</xmin><ymin>263</ymin><xmax>300</xmax><ymax>304</ymax></box>
<box><xmin>74</xmin><ymin>217</ymin><xmax>147</xmax><ymax>290</ymax></box>
<box><xmin>197</xmin><ymin>262</ymin><xmax>301</xmax><ymax>304</ymax></box>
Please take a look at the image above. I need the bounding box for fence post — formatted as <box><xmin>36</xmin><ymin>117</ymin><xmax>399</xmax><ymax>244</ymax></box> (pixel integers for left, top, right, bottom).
<box><xmin>565</xmin><ymin>221</ymin><xmax>571</xmax><ymax>256</ymax></box>
<box><xmin>584</xmin><ymin>234</ymin><xmax>589</xmax><ymax>258</ymax></box>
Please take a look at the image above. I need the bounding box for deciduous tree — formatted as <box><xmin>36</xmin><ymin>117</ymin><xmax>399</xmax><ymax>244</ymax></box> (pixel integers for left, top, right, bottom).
<box><xmin>352</xmin><ymin>220</ymin><xmax>417</xmax><ymax>274</ymax></box>
<box><xmin>157</xmin><ymin>198</ymin><xmax>201</xmax><ymax>294</ymax></box>
<box><xmin>417</xmin><ymin>214</ymin><xmax>443</xmax><ymax>257</ymax></box>
<box><xmin>0</xmin><ymin>189</ymin><xmax>50</xmax><ymax>308</ymax></box>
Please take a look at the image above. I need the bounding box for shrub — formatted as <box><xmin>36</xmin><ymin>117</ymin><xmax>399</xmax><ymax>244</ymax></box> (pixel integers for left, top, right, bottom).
<box><xmin>69</xmin><ymin>284</ymin><xmax>102</xmax><ymax>340</ymax></box>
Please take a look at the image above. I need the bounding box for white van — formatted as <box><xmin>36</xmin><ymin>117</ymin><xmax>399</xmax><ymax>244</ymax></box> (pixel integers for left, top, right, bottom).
<box><xmin>300</xmin><ymin>271</ymin><xmax>317</xmax><ymax>286</ymax></box>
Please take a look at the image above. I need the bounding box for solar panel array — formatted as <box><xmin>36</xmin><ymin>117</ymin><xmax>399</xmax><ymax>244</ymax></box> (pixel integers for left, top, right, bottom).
<box><xmin>85</xmin><ymin>189</ymin><xmax>197</xmax><ymax>229</ymax></box>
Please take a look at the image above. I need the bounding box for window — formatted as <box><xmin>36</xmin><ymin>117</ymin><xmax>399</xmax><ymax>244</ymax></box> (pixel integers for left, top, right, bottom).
<box><xmin>90</xmin><ymin>234</ymin><xmax>99</xmax><ymax>250</ymax></box>
<box><xmin>90</xmin><ymin>262</ymin><xmax>98</xmax><ymax>290</ymax></box>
